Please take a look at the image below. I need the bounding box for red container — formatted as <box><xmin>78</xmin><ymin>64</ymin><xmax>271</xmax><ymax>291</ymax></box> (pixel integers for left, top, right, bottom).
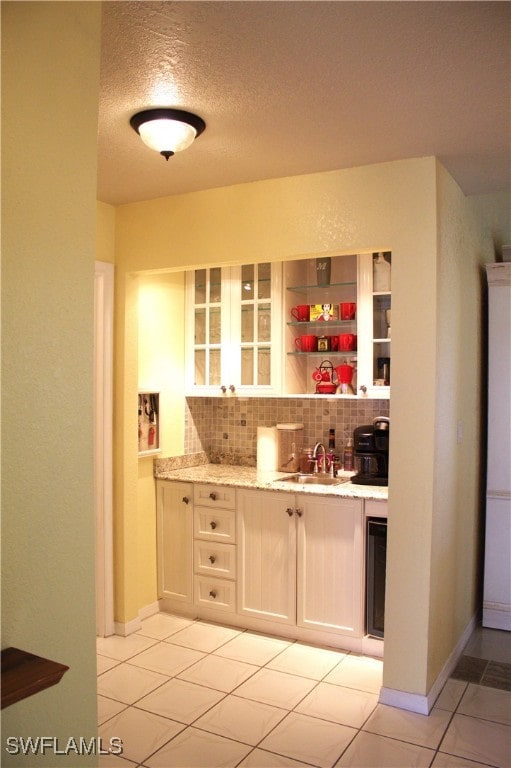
<box><xmin>335</xmin><ymin>364</ymin><xmax>354</xmax><ymax>384</ymax></box>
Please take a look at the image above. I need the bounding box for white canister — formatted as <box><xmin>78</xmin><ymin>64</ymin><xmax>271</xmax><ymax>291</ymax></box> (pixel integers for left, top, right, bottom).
<box><xmin>257</xmin><ymin>427</ymin><xmax>278</xmax><ymax>471</ymax></box>
<box><xmin>276</xmin><ymin>423</ymin><xmax>304</xmax><ymax>472</ymax></box>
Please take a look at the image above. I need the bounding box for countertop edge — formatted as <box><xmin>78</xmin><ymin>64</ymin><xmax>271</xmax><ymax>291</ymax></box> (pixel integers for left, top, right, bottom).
<box><xmin>154</xmin><ymin>464</ymin><xmax>388</xmax><ymax>501</ymax></box>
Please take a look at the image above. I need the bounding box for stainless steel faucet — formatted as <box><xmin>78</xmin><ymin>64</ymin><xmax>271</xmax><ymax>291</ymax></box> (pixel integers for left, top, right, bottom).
<box><xmin>312</xmin><ymin>442</ymin><xmax>328</xmax><ymax>474</ymax></box>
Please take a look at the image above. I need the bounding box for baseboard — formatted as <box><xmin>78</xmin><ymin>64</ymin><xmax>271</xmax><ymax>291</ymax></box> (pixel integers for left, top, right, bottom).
<box><xmin>379</xmin><ymin>612</ymin><xmax>477</xmax><ymax>715</ymax></box>
<box><xmin>114</xmin><ymin>601</ymin><xmax>161</xmax><ymax>636</ymax></box>
<box><xmin>483</xmin><ymin>603</ymin><xmax>511</xmax><ymax>631</ymax></box>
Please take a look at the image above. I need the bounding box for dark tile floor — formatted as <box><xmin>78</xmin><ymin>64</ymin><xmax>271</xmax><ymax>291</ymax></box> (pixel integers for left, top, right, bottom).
<box><xmin>452</xmin><ymin>625</ymin><xmax>511</xmax><ymax>691</ymax></box>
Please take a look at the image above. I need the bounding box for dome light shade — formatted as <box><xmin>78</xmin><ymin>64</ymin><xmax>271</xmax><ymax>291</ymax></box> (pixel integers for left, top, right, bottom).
<box><xmin>130</xmin><ymin>108</ymin><xmax>206</xmax><ymax>160</ymax></box>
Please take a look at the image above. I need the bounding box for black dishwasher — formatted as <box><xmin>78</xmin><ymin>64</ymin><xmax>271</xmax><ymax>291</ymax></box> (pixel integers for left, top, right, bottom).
<box><xmin>366</xmin><ymin>518</ymin><xmax>387</xmax><ymax>638</ymax></box>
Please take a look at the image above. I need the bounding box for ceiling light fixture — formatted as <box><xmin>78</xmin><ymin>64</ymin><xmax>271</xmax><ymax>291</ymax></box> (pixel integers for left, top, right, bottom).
<box><xmin>130</xmin><ymin>108</ymin><xmax>206</xmax><ymax>161</ymax></box>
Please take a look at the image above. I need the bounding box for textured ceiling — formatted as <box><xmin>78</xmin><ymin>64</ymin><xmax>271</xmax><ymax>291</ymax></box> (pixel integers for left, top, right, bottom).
<box><xmin>97</xmin><ymin>1</ymin><xmax>510</xmax><ymax>206</ymax></box>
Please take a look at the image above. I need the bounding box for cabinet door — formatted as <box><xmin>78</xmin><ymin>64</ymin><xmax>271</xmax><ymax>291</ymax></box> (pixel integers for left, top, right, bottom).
<box><xmin>297</xmin><ymin>496</ymin><xmax>364</xmax><ymax>637</ymax></box>
<box><xmin>185</xmin><ymin>267</ymin><xmax>230</xmax><ymax>395</ymax></box>
<box><xmin>156</xmin><ymin>481</ymin><xmax>193</xmax><ymax>604</ymax></box>
<box><xmin>356</xmin><ymin>252</ymin><xmax>391</xmax><ymax>398</ymax></box>
<box><xmin>185</xmin><ymin>263</ymin><xmax>282</xmax><ymax>396</ymax></box>
<box><xmin>237</xmin><ymin>489</ymin><xmax>296</xmax><ymax>624</ymax></box>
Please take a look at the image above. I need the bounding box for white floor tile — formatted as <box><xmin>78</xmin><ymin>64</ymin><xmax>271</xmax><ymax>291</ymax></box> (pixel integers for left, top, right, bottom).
<box><xmin>96</xmin><ymin>633</ymin><xmax>157</xmax><ymax>662</ymax></box>
<box><xmin>240</xmin><ymin>747</ymin><xmax>317</xmax><ymax>767</ymax></box>
<box><xmin>193</xmin><ymin>694</ymin><xmax>287</xmax><ymax>745</ymax></box>
<box><xmin>432</xmin><ymin>751</ymin><xmax>498</xmax><ymax>767</ymax></box>
<box><xmin>129</xmin><ymin>641</ymin><xmax>205</xmax><ymax>676</ymax></box>
<box><xmin>363</xmin><ymin>703</ymin><xmax>452</xmax><ymax>749</ymax></box>
<box><xmin>259</xmin><ymin>711</ymin><xmax>356</xmax><ymax>768</ymax></box>
<box><xmin>440</xmin><ymin>713</ymin><xmax>511</xmax><ymax>768</ymax></box>
<box><xmin>97</xmin><ymin>662</ymin><xmax>169</xmax><ymax>704</ymax></box>
<box><xmin>137</xmin><ymin>613</ymin><xmax>196</xmax><ymax>640</ymax></box>
<box><xmin>145</xmin><ymin>726</ymin><xmax>251</xmax><ymax>768</ymax></box>
<box><xmin>457</xmin><ymin>682</ymin><xmax>511</xmax><ymax>725</ymax></box>
<box><xmin>295</xmin><ymin>682</ymin><xmax>378</xmax><ymax>729</ymax></box>
<box><xmin>97</xmin><ymin>654</ymin><xmax>120</xmax><ymax>675</ymax></box>
<box><xmin>336</xmin><ymin>730</ymin><xmax>434</xmax><ymax>767</ymax></box>
<box><xmin>433</xmin><ymin>678</ymin><xmax>467</xmax><ymax>712</ymax></box>
<box><xmin>214</xmin><ymin>631</ymin><xmax>291</xmax><ymax>666</ymax></box>
<box><xmin>165</xmin><ymin>620</ymin><xmax>242</xmax><ymax>653</ymax></box>
<box><xmin>98</xmin><ymin>752</ymin><xmax>137</xmax><ymax>767</ymax></box>
<box><xmin>98</xmin><ymin>706</ymin><xmax>184</xmax><ymax>765</ymax></box>
<box><xmin>234</xmin><ymin>667</ymin><xmax>316</xmax><ymax>709</ymax></box>
<box><xmin>178</xmin><ymin>653</ymin><xmax>259</xmax><ymax>692</ymax></box>
<box><xmin>97</xmin><ymin>695</ymin><xmax>127</xmax><ymax>726</ymax></box>
<box><xmin>324</xmin><ymin>654</ymin><xmax>383</xmax><ymax>694</ymax></box>
<box><xmin>136</xmin><ymin>678</ymin><xmax>225</xmax><ymax>723</ymax></box>
<box><xmin>463</xmin><ymin>627</ymin><xmax>511</xmax><ymax>664</ymax></box>
<box><xmin>266</xmin><ymin>642</ymin><xmax>346</xmax><ymax>680</ymax></box>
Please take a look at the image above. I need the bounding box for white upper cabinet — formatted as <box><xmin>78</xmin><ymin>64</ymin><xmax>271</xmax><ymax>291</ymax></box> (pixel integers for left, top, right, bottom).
<box><xmin>185</xmin><ymin>263</ymin><xmax>283</xmax><ymax>396</ymax></box>
<box><xmin>283</xmin><ymin>253</ymin><xmax>391</xmax><ymax>399</ymax></box>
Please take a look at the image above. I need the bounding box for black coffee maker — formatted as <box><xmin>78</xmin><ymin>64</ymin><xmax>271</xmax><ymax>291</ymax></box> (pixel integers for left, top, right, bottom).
<box><xmin>351</xmin><ymin>416</ymin><xmax>389</xmax><ymax>486</ymax></box>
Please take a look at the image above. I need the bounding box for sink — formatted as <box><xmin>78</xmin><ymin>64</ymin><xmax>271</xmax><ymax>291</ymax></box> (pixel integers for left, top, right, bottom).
<box><xmin>276</xmin><ymin>474</ymin><xmax>349</xmax><ymax>486</ymax></box>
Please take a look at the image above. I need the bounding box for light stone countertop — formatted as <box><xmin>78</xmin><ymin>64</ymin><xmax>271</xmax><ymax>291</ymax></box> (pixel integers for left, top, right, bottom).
<box><xmin>154</xmin><ymin>462</ymin><xmax>388</xmax><ymax>502</ymax></box>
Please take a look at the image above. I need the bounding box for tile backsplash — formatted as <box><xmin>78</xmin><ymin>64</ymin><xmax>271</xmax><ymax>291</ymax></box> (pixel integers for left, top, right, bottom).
<box><xmin>185</xmin><ymin>397</ymin><xmax>390</xmax><ymax>465</ymax></box>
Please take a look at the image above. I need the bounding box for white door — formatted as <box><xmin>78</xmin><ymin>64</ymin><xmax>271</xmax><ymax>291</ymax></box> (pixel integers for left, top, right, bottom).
<box><xmin>94</xmin><ymin>261</ymin><xmax>114</xmax><ymax>637</ymax></box>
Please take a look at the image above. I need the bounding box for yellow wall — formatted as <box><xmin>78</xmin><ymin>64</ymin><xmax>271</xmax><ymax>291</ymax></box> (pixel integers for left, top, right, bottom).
<box><xmin>96</xmin><ymin>201</ymin><xmax>116</xmax><ymax>265</ymax></box>
<box><xmin>137</xmin><ymin>273</ymin><xmax>186</xmax><ymax>608</ymax></box>
<box><xmin>112</xmin><ymin>156</ymin><xmax>508</xmax><ymax>699</ymax></box>
<box><xmin>1</xmin><ymin>2</ymin><xmax>101</xmax><ymax>763</ymax></box>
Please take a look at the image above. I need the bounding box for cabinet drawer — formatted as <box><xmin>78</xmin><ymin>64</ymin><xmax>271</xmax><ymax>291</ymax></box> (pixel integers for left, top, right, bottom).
<box><xmin>194</xmin><ymin>506</ymin><xmax>236</xmax><ymax>543</ymax></box>
<box><xmin>194</xmin><ymin>541</ymin><xmax>236</xmax><ymax>579</ymax></box>
<box><xmin>194</xmin><ymin>576</ymin><xmax>236</xmax><ymax>613</ymax></box>
<box><xmin>194</xmin><ymin>484</ymin><xmax>236</xmax><ymax>509</ymax></box>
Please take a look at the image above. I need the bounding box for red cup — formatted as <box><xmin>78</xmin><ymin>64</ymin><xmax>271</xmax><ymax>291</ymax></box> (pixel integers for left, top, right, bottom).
<box><xmin>291</xmin><ymin>304</ymin><xmax>310</xmax><ymax>321</ymax></box>
<box><xmin>339</xmin><ymin>333</ymin><xmax>356</xmax><ymax>351</ymax></box>
<box><xmin>295</xmin><ymin>334</ymin><xmax>317</xmax><ymax>352</ymax></box>
<box><xmin>329</xmin><ymin>335</ymin><xmax>339</xmax><ymax>351</ymax></box>
<box><xmin>340</xmin><ymin>302</ymin><xmax>356</xmax><ymax>320</ymax></box>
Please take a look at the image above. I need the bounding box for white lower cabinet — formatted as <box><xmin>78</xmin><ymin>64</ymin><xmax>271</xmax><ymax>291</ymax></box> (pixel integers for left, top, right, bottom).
<box><xmin>237</xmin><ymin>490</ymin><xmax>297</xmax><ymax>624</ymax></box>
<box><xmin>237</xmin><ymin>488</ymin><xmax>365</xmax><ymax>638</ymax></box>
<box><xmin>193</xmin><ymin>483</ymin><xmax>236</xmax><ymax>614</ymax></box>
<box><xmin>297</xmin><ymin>495</ymin><xmax>364</xmax><ymax>637</ymax></box>
<box><xmin>156</xmin><ymin>480</ymin><xmax>193</xmax><ymax>605</ymax></box>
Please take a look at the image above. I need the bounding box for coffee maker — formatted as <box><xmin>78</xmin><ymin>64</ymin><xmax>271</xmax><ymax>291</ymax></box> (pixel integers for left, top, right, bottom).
<box><xmin>351</xmin><ymin>416</ymin><xmax>389</xmax><ymax>486</ymax></box>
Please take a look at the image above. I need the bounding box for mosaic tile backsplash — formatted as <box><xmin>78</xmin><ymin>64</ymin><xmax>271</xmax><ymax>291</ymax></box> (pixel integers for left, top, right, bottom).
<box><xmin>185</xmin><ymin>397</ymin><xmax>390</xmax><ymax>465</ymax></box>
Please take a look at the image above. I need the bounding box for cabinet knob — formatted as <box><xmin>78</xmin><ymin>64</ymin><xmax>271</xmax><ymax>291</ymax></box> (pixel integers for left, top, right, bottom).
<box><xmin>208</xmin><ymin>555</ymin><xmax>216</xmax><ymax>564</ymax></box>
<box><xmin>295</xmin><ymin>508</ymin><xmax>303</xmax><ymax>517</ymax></box>
<box><xmin>286</xmin><ymin>508</ymin><xmax>294</xmax><ymax>517</ymax></box>
<box><xmin>209</xmin><ymin>520</ymin><xmax>217</xmax><ymax>530</ymax></box>
<box><xmin>182</xmin><ymin>496</ymin><xmax>189</xmax><ymax>505</ymax></box>
<box><xmin>229</xmin><ymin>384</ymin><xmax>236</xmax><ymax>393</ymax></box>
<box><xmin>209</xmin><ymin>590</ymin><xmax>217</xmax><ymax>599</ymax></box>
<box><xmin>209</xmin><ymin>492</ymin><xmax>217</xmax><ymax>501</ymax></box>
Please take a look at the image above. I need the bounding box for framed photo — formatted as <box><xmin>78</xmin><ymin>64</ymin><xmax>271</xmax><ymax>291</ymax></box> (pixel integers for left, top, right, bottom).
<box><xmin>310</xmin><ymin>303</ymin><xmax>337</xmax><ymax>322</ymax></box>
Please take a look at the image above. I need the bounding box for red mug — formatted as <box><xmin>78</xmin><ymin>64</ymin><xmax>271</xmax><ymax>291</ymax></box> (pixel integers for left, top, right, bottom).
<box><xmin>291</xmin><ymin>304</ymin><xmax>310</xmax><ymax>322</ymax></box>
<box><xmin>295</xmin><ymin>334</ymin><xmax>317</xmax><ymax>352</ymax></box>
<box><xmin>329</xmin><ymin>335</ymin><xmax>339</xmax><ymax>351</ymax></box>
<box><xmin>339</xmin><ymin>333</ymin><xmax>357</xmax><ymax>351</ymax></box>
<box><xmin>340</xmin><ymin>302</ymin><xmax>356</xmax><ymax>320</ymax></box>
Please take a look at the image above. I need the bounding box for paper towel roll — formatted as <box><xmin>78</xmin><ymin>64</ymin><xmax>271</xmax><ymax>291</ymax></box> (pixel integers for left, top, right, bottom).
<box><xmin>257</xmin><ymin>427</ymin><xmax>278</xmax><ymax>471</ymax></box>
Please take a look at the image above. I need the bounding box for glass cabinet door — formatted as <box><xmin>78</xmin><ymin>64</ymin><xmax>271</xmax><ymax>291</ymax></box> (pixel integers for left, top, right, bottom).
<box><xmin>185</xmin><ymin>262</ymin><xmax>281</xmax><ymax>395</ymax></box>
<box><xmin>237</xmin><ymin>262</ymin><xmax>272</xmax><ymax>387</ymax></box>
<box><xmin>189</xmin><ymin>267</ymin><xmax>225</xmax><ymax>388</ymax></box>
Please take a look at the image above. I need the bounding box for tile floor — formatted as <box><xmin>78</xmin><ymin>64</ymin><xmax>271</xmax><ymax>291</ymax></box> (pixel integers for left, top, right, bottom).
<box><xmin>97</xmin><ymin>614</ymin><xmax>511</xmax><ymax>768</ymax></box>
